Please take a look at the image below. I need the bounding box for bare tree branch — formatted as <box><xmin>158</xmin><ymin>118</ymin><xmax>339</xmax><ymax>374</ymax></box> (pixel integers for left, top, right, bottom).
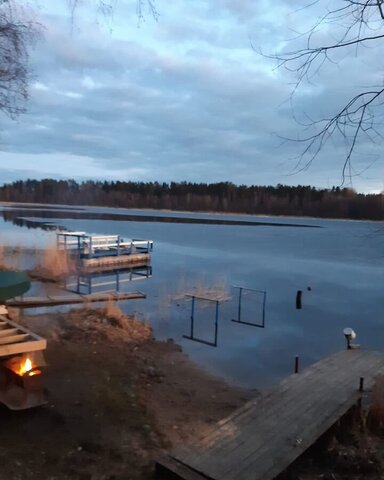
<box><xmin>268</xmin><ymin>0</ymin><xmax>384</xmax><ymax>183</ymax></box>
<box><xmin>0</xmin><ymin>2</ymin><xmax>39</xmax><ymax>118</ymax></box>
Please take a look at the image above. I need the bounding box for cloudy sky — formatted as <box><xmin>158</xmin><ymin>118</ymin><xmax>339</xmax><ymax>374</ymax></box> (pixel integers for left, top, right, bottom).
<box><xmin>0</xmin><ymin>0</ymin><xmax>383</xmax><ymax>192</ymax></box>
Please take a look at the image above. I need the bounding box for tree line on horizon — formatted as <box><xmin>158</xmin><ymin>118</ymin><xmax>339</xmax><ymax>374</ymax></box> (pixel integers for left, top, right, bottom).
<box><xmin>0</xmin><ymin>179</ymin><xmax>383</xmax><ymax>220</ymax></box>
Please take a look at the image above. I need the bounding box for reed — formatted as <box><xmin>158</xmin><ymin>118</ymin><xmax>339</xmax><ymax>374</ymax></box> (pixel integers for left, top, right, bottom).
<box><xmin>0</xmin><ymin>244</ymin><xmax>5</xmax><ymax>269</ymax></box>
<box><xmin>32</xmin><ymin>244</ymin><xmax>76</xmax><ymax>281</ymax></box>
<box><xmin>104</xmin><ymin>297</ymin><xmax>124</xmax><ymax>321</ymax></box>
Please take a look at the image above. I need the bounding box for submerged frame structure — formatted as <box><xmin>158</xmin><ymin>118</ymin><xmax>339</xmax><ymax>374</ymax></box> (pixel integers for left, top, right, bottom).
<box><xmin>231</xmin><ymin>285</ymin><xmax>267</xmax><ymax>328</ymax></box>
<box><xmin>183</xmin><ymin>294</ymin><xmax>225</xmax><ymax>347</ymax></box>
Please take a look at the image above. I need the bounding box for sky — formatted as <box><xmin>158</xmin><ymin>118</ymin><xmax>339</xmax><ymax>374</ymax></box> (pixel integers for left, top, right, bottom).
<box><xmin>0</xmin><ymin>0</ymin><xmax>383</xmax><ymax>192</ymax></box>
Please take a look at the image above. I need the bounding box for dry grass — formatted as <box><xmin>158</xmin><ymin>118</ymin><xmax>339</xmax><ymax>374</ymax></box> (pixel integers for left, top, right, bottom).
<box><xmin>0</xmin><ymin>244</ymin><xmax>5</xmax><ymax>269</ymax></box>
<box><xmin>170</xmin><ymin>274</ymin><xmax>230</xmax><ymax>304</ymax></box>
<box><xmin>367</xmin><ymin>375</ymin><xmax>384</xmax><ymax>435</ymax></box>
<box><xmin>31</xmin><ymin>244</ymin><xmax>76</xmax><ymax>281</ymax></box>
<box><xmin>104</xmin><ymin>296</ymin><xmax>125</xmax><ymax>320</ymax></box>
<box><xmin>193</xmin><ymin>277</ymin><xmax>230</xmax><ymax>301</ymax></box>
<box><xmin>82</xmin><ymin>296</ymin><xmax>92</xmax><ymax>310</ymax></box>
<box><xmin>0</xmin><ymin>244</ymin><xmax>23</xmax><ymax>271</ymax></box>
<box><xmin>100</xmin><ymin>301</ymin><xmax>153</xmax><ymax>342</ymax></box>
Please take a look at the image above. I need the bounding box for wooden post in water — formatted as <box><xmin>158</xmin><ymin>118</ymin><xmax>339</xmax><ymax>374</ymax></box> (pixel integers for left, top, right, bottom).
<box><xmin>359</xmin><ymin>377</ymin><xmax>364</xmax><ymax>392</ymax></box>
<box><xmin>294</xmin><ymin>355</ymin><xmax>300</xmax><ymax>374</ymax></box>
<box><xmin>296</xmin><ymin>290</ymin><xmax>302</xmax><ymax>309</ymax></box>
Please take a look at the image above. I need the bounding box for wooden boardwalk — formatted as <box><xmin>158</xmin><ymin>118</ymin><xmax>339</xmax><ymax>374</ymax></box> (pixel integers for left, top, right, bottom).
<box><xmin>6</xmin><ymin>291</ymin><xmax>146</xmax><ymax>308</ymax></box>
<box><xmin>157</xmin><ymin>350</ymin><xmax>384</xmax><ymax>480</ymax></box>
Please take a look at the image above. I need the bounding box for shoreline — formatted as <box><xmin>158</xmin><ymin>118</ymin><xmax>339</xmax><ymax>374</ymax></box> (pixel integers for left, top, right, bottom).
<box><xmin>0</xmin><ymin>202</ymin><xmax>384</xmax><ymax>228</ymax></box>
<box><xmin>1</xmin><ymin>200</ymin><xmax>383</xmax><ymax>224</ymax></box>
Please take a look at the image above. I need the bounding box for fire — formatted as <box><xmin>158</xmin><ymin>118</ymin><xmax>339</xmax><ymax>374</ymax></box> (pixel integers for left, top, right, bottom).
<box><xmin>16</xmin><ymin>357</ymin><xmax>39</xmax><ymax>377</ymax></box>
<box><xmin>5</xmin><ymin>354</ymin><xmax>42</xmax><ymax>377</ymax></box>
<box><xmin>21</xmin><ymin>358</ymin><xmax>32</xmax><ymax>375</ymax></box>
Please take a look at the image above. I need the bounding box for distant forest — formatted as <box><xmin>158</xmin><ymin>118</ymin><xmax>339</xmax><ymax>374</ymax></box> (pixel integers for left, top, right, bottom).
<box><xmin>1</xmin><ymin>179</ymin><xmax>384</xmax><ymax>220</ymax></box>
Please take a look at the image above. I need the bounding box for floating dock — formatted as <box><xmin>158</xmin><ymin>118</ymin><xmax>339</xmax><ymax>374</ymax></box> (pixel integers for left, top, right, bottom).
<box><xmin>157</xmin><ymin>349</ymin><xmax>384</xmax><ymax>480</ymax></box>
<box><xmin>57</xmin><ymin>231</ymin><xmax>153</xmax><ymax>268</ymax></box>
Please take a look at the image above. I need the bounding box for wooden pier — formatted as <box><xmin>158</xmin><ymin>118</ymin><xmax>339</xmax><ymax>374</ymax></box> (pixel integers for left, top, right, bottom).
<box><xmin>57</xmin><ymin>232</ymin><xmax>153</xmax><ymax>268</ymax></box>
<box><xmin>157</xmin><ymin>349</ymin><xmax>384</xmax><ymax>480</ymax></box>
<box><xmin>6</xmin><ymin>291</ymin><xmax>146</xmax><ymax>308</ymax></box>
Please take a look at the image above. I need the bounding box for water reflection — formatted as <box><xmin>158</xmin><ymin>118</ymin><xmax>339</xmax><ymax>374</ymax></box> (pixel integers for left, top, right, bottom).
<box><xmin>0</xmin><ymin>206</ymin><xmax>320</xmax><ymax>228</ymax></box>
<box><xmin>64</xmin><ymin>265</ymin><xmax>153</xmax><ymax>295</ymax></box>
<box><xmin>9</xmin><ymin>216</ymin><xmax>66</xmax><ymax>231</ymax></box>
<box><xmin>1</xmin><ymin>204</ymin><xmax>384</xmax><ymax>389</ymax></box>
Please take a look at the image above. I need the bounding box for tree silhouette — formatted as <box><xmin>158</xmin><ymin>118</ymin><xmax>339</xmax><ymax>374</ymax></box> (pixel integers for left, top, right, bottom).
<box><xmin>270</xmin><ymin>1</ymin><xmax>384</xmax><ymax>183</ymax></box>
<box><xmin>0</xmin><ymin>1</ymin><xmax>38</xmax><ymax>118</ymax></box>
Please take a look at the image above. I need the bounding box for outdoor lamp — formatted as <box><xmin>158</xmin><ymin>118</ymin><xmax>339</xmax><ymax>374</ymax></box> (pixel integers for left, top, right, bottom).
<box><xmin>343</xmin><ymin>327</ymin><xmax>357</xmax><ymax>349</ymax></box>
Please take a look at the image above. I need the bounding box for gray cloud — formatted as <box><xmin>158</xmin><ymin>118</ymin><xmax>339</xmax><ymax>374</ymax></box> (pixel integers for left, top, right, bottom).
<box><xmin>0</xmin><ymin>1</ymin><xmax>383</xmax><ymax>191</ymax></box>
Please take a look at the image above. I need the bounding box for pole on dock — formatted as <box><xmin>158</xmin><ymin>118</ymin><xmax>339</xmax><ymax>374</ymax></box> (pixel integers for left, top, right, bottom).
<box><xmin>237</xmin><ymin>287</ymin><xmax>243</xmax><ymax>323</ymax></box>
<box><xmin>190</xmin><ymin>296</ymin><xmax>195</xmax><ymax>339</ymax></box>
<box><xmin>214</xmin><ymin>300</ymin><xmax>219</xmax><ymax>347</ymax></box>
<box><xmin>294</xmin><ymin>355</ymin><xmax>300</xmax><ymax>374</ymax></box>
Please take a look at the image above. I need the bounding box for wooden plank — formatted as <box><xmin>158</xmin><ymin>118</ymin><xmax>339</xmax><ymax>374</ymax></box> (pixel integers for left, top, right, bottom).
<box><xmin>156</xmin><ymin>457</ymin><xmax>211</xmax><ymax>480</ymax></box>
<box><xmin>0</xmin><ymin>316</ymin><xmax>47</xmax><ymax>357</ymax></box>
<box><xmin>159</xmin><ymin>350</ymin><xmax>384</xmax><ymax>480</ymax></box>
<box><xmin>5</xmin><ymin>318</ymin><xmax>47</xmax><ymax>343</ymax></box>
<box><xmin>0</xmin><ymin>339</ymin><xmax>47</xmax><ymax>357</ymax></box>
<box><xmin>0</xmin><ymin>328</ymin><xmax>19</xmax><ymax>338</ymax></box>
<box><xmin>187</xmin><ymin>362</ymin><xmax>346</xmax><ymax>475</ymax></box>
<box><xmin>82</xmin><ymin>253</ymin><xmax>150</xmax><ymax>269</ymax></box>
<box><xmin>223</xmin><ymin>354</ymin><xmax>384</xmax><ymax>480</ymax></box>
<box><xmin>201</xmin><ymin>353</ymin><xmax>382</xmax><ymax>478</ymax></box>
<box><xmin>6</xmin><ymin>292</ymin><xmax>146</xmax><ymax>308</ymax></box>
<box><xmin>0</xmin><ymin>334</ymin><xmax>29</xmax><ymax>345</ymax></box>
<box><xmin>178</xmin><ymin>351</ymin><xmax>350</xmax><ymax>462</ymax></box>
<box><xmin>218</xmin><ymin>353</ymin><xmax>381</xmax><ymax>477</ymax></box>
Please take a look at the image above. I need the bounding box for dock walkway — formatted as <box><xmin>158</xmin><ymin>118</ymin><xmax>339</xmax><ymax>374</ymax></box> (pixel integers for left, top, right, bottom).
<box><xmin>157</xmin><ymin>350</ymin><xmax>384</xmax><ymax>480</ymax></box>
<box><xmin>6</xmin><ymin>291</ymin><xmax>146</xmax><ymax>308</ymax></box>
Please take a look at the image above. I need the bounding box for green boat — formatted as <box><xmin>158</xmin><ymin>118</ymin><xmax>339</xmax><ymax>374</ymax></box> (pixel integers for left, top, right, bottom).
<box><xmin>0</xmin><ymin>271</ymin><xmax>31</xmax><ymax>302</ymax></box>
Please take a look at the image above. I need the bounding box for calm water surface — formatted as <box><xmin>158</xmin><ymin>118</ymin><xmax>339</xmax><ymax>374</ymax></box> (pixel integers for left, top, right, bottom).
<box><xmin>1</xmin><ymin>204</ymin><xmax>384</xmax><ymax>389</ymax></box>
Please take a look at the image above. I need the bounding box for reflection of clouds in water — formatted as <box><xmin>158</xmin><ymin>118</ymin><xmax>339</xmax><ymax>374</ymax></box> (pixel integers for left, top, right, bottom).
<box><xmin>1</xmin><ymin>210</ymin><xmax>384</xmax><ymax>388</ymax></box>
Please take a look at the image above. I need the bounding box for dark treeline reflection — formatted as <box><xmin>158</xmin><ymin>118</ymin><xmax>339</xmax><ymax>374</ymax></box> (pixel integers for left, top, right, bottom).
<box><xmin>0</xmin><ymin>209</ymin><xmax>317</xmax><ymax>228</ymax></box>
<box><xmin>1</xmin><ymin>179</ymin><xmax>383</xmax><ymax>220</ymax></box>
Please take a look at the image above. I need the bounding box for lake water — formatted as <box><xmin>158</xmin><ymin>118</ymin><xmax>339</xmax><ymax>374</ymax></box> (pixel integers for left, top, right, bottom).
<box><xmin>1</xmin><ymin>203</ymin><xmax>384</xmax><ymax>389</ymax></box>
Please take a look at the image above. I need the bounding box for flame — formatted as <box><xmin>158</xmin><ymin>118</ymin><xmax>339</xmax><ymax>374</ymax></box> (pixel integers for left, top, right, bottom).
<box><xmin>6</xmin><ymin>355</ymin><xmax>42</xmax><ymax>377</ymax></box>
<box><xmin>17</xmin><ymin>357</ymin><xmax>37</xmax><ymax>376</ymax></box>
<box><xmin>22</xmin><ymin>358</ymin><xmax>32</xmax><ymax>374</ymax></box>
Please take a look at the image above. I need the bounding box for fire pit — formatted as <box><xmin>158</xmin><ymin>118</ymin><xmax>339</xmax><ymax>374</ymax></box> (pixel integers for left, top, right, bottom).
<box><xmin>0</xmin><ymin>271</ymin><xmax>47</xmax><ymax>410</ymax></box>
<box><xmin>0</xmin><ymin>315</ymin><xmax>47</xmax><ymax>410</ymax></box>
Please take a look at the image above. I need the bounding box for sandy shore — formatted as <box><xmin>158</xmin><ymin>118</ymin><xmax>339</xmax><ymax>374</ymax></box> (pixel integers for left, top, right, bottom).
<box><xmin>0</xmin><ymin>307</ymin><xmax>251</xmax><ymax>480</ymax></box>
